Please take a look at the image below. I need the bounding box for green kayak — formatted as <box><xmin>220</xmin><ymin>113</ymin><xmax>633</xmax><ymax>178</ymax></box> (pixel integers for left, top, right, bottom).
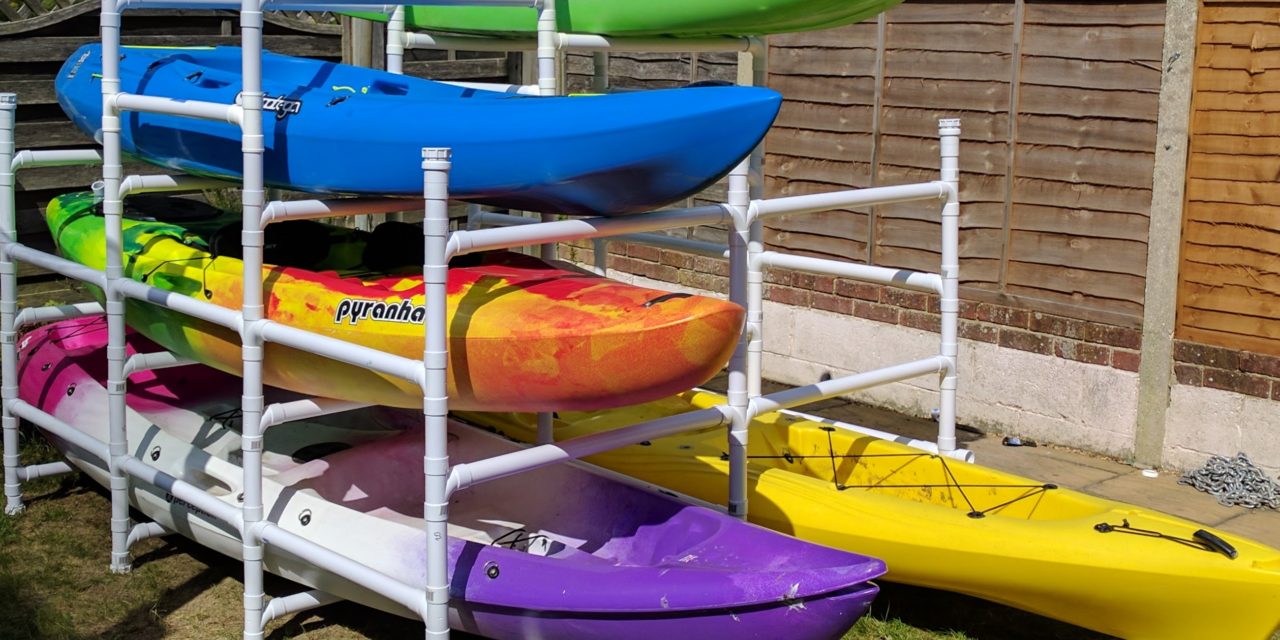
<box><xmin>349</xmin><ymin>0</ymin><xmax>901</xmax><ymax>38</ymax></box>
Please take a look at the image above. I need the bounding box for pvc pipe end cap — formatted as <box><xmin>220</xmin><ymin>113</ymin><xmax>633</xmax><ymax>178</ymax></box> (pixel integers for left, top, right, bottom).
<box><xmin>422</xmin><ymin>148</ymin><xmax>452</xmax><ymax>161</ymax></box>
<box><xmin>0</xmin><ymin>94</ymin><xmax>15</xmax><ymax>107</ymax></box>
<box><xmin>1141</xmin><ymin>469</ymin><xmax>1159</xmax><ymax>479</ymax></box>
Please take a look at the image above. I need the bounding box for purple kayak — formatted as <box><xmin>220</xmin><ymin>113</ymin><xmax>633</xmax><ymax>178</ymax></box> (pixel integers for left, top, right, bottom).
<box><xmin>18</xmin><ymin>315</ymin><xmax>884</xmax><ymax>639</ymax></box>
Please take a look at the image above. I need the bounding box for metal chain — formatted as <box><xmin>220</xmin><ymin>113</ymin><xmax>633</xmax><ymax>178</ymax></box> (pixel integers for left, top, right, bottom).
<box><xmin>1178</xmin><ymin>453</ymin><xmax>1280</xmax><ymax>510</ymax></box>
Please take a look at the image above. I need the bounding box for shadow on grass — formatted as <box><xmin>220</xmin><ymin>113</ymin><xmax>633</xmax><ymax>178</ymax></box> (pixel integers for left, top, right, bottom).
<box><xmin>867</xmin><ymin>581</ymin><xmax>1117</xmax><ymax>640</ymax></box>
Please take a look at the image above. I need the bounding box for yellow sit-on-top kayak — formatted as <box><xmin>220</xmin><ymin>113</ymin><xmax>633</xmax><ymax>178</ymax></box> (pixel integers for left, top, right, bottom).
<box><xmin>456</xmin><ymin>390</ymin><xmax>1280</xmax><ymax>640</ymax></box>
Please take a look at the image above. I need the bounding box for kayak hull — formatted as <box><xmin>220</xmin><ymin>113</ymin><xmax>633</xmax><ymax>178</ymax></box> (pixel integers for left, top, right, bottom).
<box><xmin>46</xmin><ymin>193</ymin><xmax>745</xmax><ymax>411</ymax></box>
<box><xmin>18</xmin><ymin>316</ymin><xmax>885</xmax><ymax>640</ymax></box>
<box><xmin>457</xmin><ymin>391</ymin><xmax>1280</xmax><ymax>640</ymax></box>
<box><xmin>351</xmin><ymin>0</ymin><xmax>903</xmax><ymax>38</ymax></box>
<box><xmin>56</xmin><ymin>44</ymin><xmax>781</xmax><ymax>215</ymax></box>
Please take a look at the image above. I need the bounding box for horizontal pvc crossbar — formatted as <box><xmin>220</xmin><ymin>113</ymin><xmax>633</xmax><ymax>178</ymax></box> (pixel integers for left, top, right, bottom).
<box><xmin>261</xmin><ymin>590</ymin><xmax>342</xmax><ymax>628</ymax></box>
<box><xmin>15</xmin><ymin>461</ymin><xmax>74</xmax><ymax>482</ymax></box>
<box><xmin>751</xmin><ymin>182</ymin><xmax>951</xmax><ymax>221</ymax></box>
<box><xmin>261</xmin><ymin>198</ymin><xmax>421</xmax><ymax>227</ymax></box>
<box><xmin>111</xmin><ymin>93</ymin><xmax>242</xmax><ymax>126</ymax></box>
<box><xmin>776</xmin><ymin>407</ymin><xmax>973</xmax><ymax>462</ymax></box>
<box><xmin>122</xmin><ymin>351</ymin><xmax>196</xmax><ymax>377</ymax></box>
<box><xmin>260</xmin><ymin>397</ymin><xmax>370</xmax><ymax>431</ymax></box>
<box><xmin>113</xmin><ymin>278</ymin><xmax>241</xmax><ymax>331</ymax></box>
<box><xmin>14</xmin><ymin>302</ymin><xmax>104</xmax><ymax>332</ymax></box>
<box><xmin>749</xmin><ymin>356</ymin><xmax>951</xmax><ymax>418</ymax></box>
<box><xmin>442</xmin><ymin>81</ymin><xmax>538</xmax><ymax>96</ymax></box>
<box><xmin>760</xmin><ymin>251</ymin><xmax>942</xmax><ymax>294</ymax></box>
<box><xmin>469</xmin><ymin>209</ymin><xmax>727</xmax><ymax>258</ymax></box>
<box><xmin>119</xmin><ymin>174</ymin><xmax>230</xmax><ymax>197</ymax></box>
<box><xmin>4</xmin><ymin>245</ymin><xmax>107</xmax><ymax>289</ymax></box>
<box><xmin>256</xmin><ymin>321</ymin><xmax>425</xmax><ymax>386</ymax></box>
<box><xmin>7</xmin><ymin>400</ymin><xmax>111</xmax><ymax>464</ymax></box>
<box><xmin>118</xmin><ymin>455</ymin><xmax>244</xmax><ymax>529</ymax></box>
<box><xmin>11</xmin><ymin>149</ymin><xmax>102</xmax><ymax>172</ymax></box>
<box><xmin>447</xmin><ymin>408</ymin><xmax>727</xmax><ymax>495</ymax></box>
<box><xmin>255</xmin><ymin>522</ymin><xmax>426</xmax><ymax>619</ymax></box>
<box><xmin>448</xmin><ymin>205</ymin><xmax>730</xmax><ymax>257</ymax></box>
<box><xmin>405</xmin><ymin>32</ymin><xmax>756</xmax><ymax>55</ymax></box>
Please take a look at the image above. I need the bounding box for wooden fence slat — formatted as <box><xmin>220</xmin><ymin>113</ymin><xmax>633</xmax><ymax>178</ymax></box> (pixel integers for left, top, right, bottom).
<box><xmin>1007</xmin><ymin>229</ymin><xmax>1149</xmax><ymax>277</ymax></box>
<box><xmin>1020</xmin><ymin>23</ymin><xmax>1164</xmax><ymax>62</ymax></box>
<box><xmin>0</xmin><ymin>35</ymin><xmax>337</xmax><ymax>63</ymax></box>
<box><xmin>1006</xmin><ymin>261</ymin><xmax>1147</xmax><ymax>306</ymax></box>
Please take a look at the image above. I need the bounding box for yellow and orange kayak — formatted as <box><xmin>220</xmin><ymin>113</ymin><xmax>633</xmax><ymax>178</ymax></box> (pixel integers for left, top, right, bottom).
<box><xmin>457</xmin><ymin>390</ymin><xmax>1280</xmax><ymax>640</ymax></box>
<box><xmin>46</xmin><ymin>193</ymin><xmax>744</xmax><ymax>411</ymax></box>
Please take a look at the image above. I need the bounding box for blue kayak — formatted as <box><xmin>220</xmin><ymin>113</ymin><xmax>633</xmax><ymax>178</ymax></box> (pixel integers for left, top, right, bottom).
<box><xmin>56</xmin><ymin>44</ymin><xmax>781</xmax><ymax>215</ymax></box>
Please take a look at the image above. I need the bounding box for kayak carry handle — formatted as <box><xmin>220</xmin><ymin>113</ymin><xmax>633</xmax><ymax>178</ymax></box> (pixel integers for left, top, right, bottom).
<box><xmin>1193</xmin><ymin>529</ymin><xmax>1238</xmax><ymax>560</ymax></box>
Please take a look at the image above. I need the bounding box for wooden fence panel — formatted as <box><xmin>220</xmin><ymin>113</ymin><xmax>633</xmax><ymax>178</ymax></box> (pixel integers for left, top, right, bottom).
<box><xmin>1178</xmin><ymin>0</ymin><xmax>1280</xmax><ymax>355</ymax></box>
<box><xmin>764</xmin><ymin>0</ymin><xmax>1165</xmax><ymax>325</ymax></box>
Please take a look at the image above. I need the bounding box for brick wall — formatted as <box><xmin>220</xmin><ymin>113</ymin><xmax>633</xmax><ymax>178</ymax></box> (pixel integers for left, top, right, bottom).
<box><xmin>1173</xmin><ymin>342</ymin><xmax>1280</xmax><ymax>401</ymax></box>
<box><xmin>565</xmin><ymin>240</ymin><xmax>1144</xmax><ymax>375</ymax></box>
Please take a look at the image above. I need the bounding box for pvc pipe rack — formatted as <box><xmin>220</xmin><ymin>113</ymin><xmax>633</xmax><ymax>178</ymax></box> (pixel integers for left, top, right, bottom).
<box><xmin>0</xmin><ymin>3</ymin><xmax>965</xmax><ymax>638</ymax></box>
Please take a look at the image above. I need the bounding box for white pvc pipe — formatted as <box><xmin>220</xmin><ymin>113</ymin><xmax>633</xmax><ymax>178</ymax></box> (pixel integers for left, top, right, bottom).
<box><xmin>447</xmin><ymin>205</ymin><xmax>730</xmax><ymax>257</ymax></box>
<box><xmin>936</xmin><ymin>119</ymin><xmax>962</xmax><ymax>455</ymax></box>
<box><xmin>100</xmin><ymin>0</ymin><xmax>134</xmax><ymax>576</ymax></box>
<box><xmin>385</xmin><ymin>6</ymin><xmax>405</xmax><ymax>75</ymax></box>
<box><xmin>403</xmin><ymin>31</ymin><xmax>753</xmax><ymax>55</ymax></box>
<box><xmin>760</xmin><ymin>252</ymin><xmax>943</xmax><ymax>294</ymax></box>
<box><xmin>260</xmin><ymin>197</ymin><xmax>420</xmax><ymax>226</ymax></box>
<box><xmin>4</xmin><ymin>244</ymin><xmax>107</xmax><ymax>289</ymax></box>
<box><xmin>122</xmin><ymin>351</ymin><xmax>197</xmax><ymax>377</ymax></box>
<box><xmin>749</xmin><ymin>356</ymin><xmax>951</xmax><ymax>418</ymax></box>
<box><xmin>7</xmin><ymin>399</ymin><xmax>112</xmax><ymax>464</ymax></box>
<box><xmin>0</xmin><ymin>94</ymin><xmax>21</xmax><ymax>516</ymax></box>
<box><xmin>472</xmin><ymin>209</ymin><xmax>729</xmax><ymax>258</ymax></box>
<box><xmin>259</xmin><ymin>397</ymin><xmax>370</xmax><ymax>431</ymax></box>
<box><xmin>113</xmin><ymin>278</ymin><xmax>241</xmax><ymax>331</ymax></box>
<box><xmin>447</xmin><ymin>408</ymin><xmax>728</xmax><ymax>496</ymax></box>
<box><xmin>255</xmin><ymin>522</ymin><xmax>426</xmax><ymax>619</ymax></box>
<box><xmin>111</xmin><ymin>93</ymin><xmax>243</xmax><ymax>126</ymax></box>
<box><xmin>125</xmin><ymin>521</ymin><xmax>169</xmax><ymax>548</ymax></box>
<box><xmin>260</xmin><ymin>590</ymin><xmax>342</xmax><ymax>628</ymax></box>
<box><xmin>421</xmin><ymin>148</ymin><xmax>452</xmax><ymax>638</ymax></box>
<box><xmin>15</xmin><ymin>461</ymin><xmax>74</xmax><ymax>482</ymax></box>
<box><xmin>440</xmin><ymin>81</ymin><xmax>539</xmax><ymax>95</ymax></box>
<box><xmin>535</xmin><ymin>0</ymin><xmax>557</xmax><ymax>95</ymax></box>
<box><xmin>119</xmin><ymin>174</ymin><xmax>230</xmax><ymax>197</ymax></box>
<box><xmin>118</xmin><ymin>455</ymin><xmax>243</xmax><ymax>530</ymax></box>
<box><xmin>751</xmin><ymin>182</ymin><xmax>950</xmax><ymax>221</ymax></box>
<box><xmin>256</xmin><ymin>320</ymin><xmax>424</xmax><ymax>386</ymax></box>
<box><xmin>11</xmin><ymin>149</ymin><xmax>102</xmax><ymax>172</ymax></box>
<box><xmin>558</xmin><ymin>33</ymin><xmax>753</xmax><ymax>53</ymax></box>
<box><xmin>725</xmin><ymin>159</ymin><xmax>750</xmax><ymax>519</ymax></box>
<box><xmin>239</xmin><ymin>4</ymin><xmax>269</xmax><ymax>630</ymax></box>
<box><xmin>14</xmin><ymin>302</ymin><xmax>105</xmax><ymax>331</ymax></box>
<box><xmin>775</xmin><ymin>408</ymin><xmax>974</xmax><ymax>463</ymax></box>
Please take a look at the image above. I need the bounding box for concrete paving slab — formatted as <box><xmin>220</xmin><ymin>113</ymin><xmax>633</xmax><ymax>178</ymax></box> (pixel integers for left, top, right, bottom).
<box><xmin>963</xmin><ymin>438</ymin><xmax>1125</xmax><ymax>488</ymax></box>
<box><xmin>1079</xmin><ymin>471</ymin><xmax>1246</xmax><ymax>526</ymax></box>
<box><xmin>1216</xmin><ymin>508</ymin><xmax>1280</xmax><ymax>548</ymax></box>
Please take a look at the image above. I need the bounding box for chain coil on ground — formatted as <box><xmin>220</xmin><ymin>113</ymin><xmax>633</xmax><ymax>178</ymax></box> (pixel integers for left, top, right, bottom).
<box><xmin>1178</xmin><ymin>453</ymin><xmax>1280</xmax><ymax>510</ymax></box>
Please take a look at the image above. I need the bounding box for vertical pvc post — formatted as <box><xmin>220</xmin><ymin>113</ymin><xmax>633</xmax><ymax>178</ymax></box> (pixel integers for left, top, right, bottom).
<box><xmin>936</xmin><ymin>119</ymin><xmax>961</xmax><ymax>455</ymax></box>
<box><xmin>591</xmin><ymin>237</ymin><xmax>608</xmax><ymax>275</ymax></box>
<box><xmin>742</xmin><ymin>38</ymin><xmax>767</xmax><ymax>398</ymax></box>
<box><xmin>536</xmin><ymin>412</ymin><xmax>553</xmax><ymax>445</ymax></box>
<box><xmin>726</xmin><ymin>158</ymin><xmax>751</xmax><ymax>519</ymax></box>
<box><xmin>535</xmin><ymin>0</ymin><xmax>557</xmax><ymax>96</ymax></box>
<box><xmin>100</xmin><ymin>0</ymin><xmax>133</xmax><ymax>575</ymax></box>
<box><xmin>591</xmin><ymin>52</ymin><xmax>609</xmax><ymax>92</ymax></box>
<box><xmin>421</xmin><ymin>147</ymin><xmax>452</xmax><ymax>639</ymax></box>
<box><xmin>387</xmin><ymin>6</ymin><xmax>405</xmax><ymax>75</ymax></box>
<box><xmin>239</xmin><ymin>2</ymin><xmax>268</xmax><ymax>638</ymax></box>
<box><xmin>0</xmin><ymin>93</ymin><xmax>21</xmax><ymax>516</ymax></box>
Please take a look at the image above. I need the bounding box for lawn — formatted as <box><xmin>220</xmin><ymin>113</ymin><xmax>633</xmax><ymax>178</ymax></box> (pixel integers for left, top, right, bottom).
<box><xmin>0</xmin><ymin>430</ymin><xmax>1123</xmax><ymax>640</ymax></box>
